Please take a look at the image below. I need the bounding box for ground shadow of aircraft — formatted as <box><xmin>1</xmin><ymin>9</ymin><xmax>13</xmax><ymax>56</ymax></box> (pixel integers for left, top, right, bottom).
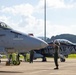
<box><xmin>0</xmin><ymin>71</ymin><xmax>22</xmax><ymax>73</ymax></box>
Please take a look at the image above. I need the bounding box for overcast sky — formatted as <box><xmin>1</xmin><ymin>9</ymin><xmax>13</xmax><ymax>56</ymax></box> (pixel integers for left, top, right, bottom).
<box><xmin>0</xmin><ymin>0</ymin><xmax>76</xmax><ymax>38</ymax></box>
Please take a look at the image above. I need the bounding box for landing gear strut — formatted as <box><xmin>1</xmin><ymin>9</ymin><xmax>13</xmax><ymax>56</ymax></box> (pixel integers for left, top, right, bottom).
<box><xmin>6</xmin><ymin>53</ymin><xmax>21</xmax><ymax>66</ymax></box>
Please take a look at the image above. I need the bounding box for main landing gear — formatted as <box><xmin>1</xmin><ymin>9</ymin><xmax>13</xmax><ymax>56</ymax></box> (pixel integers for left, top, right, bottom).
<box><xmin>6</xmin><ymin>53</ymin><xmax>21</xmax><ymax>66</ymax></box>
<box><xmin>42</xmin><ymin>56</ymin><xmax>47</xmax><ymax>62</ymax></box>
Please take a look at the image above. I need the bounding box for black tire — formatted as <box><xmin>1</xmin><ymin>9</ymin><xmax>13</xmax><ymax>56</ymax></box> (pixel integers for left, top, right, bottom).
<box><xmin>42</xmin><ymin>57</ymin><xmax>47</xmax><ymax>62</ymax></box>
<box><xmin>13</xmin><ymin>61</ymin><xmax>17</xmax><ymax>65</ymax></box>
<box><xmin>60</xmin><ymin>58</ymin><xmax>65</xmax><ymax>62</ymax></box>
<box><xmin>6</xmin><ymin>61</ymin><xmax>10</xmax><ymax>66</ymax></box>
<box><xmin>17</xmin><ymin>61</ymin><xmax>20</xmax><ymax>65</ymax></box>
<box><xmin>0</xmin><ymin>60</ymin><xmax>1</xmax><ymax>63</ymax></box>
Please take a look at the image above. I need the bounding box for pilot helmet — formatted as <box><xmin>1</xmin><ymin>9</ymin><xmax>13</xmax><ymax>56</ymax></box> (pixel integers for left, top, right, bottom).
<box><xmin>54</xmin><ymin>40</ymin><xmax>60</xmax><ymax>46</ymax></box>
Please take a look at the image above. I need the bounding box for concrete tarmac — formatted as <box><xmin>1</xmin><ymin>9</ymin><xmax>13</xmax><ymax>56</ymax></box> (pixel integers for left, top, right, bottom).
<box><xmin>0</xmin><ymin>58</ymin><xmax>76</xmax><ymax>75</ymax></box>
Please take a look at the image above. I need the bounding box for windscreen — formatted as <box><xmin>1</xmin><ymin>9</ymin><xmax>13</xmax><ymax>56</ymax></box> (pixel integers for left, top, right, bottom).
<box><xmin>0</xmin><ymin>22</ymin><xmax>11</xmax><ymax>29</ymax></box>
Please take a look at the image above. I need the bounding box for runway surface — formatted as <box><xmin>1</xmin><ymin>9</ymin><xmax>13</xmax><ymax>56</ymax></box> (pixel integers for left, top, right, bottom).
<box><xmin>0</xmin><ymin>58</ymin><xmax>76</xmax><ymax>75</ymax></box>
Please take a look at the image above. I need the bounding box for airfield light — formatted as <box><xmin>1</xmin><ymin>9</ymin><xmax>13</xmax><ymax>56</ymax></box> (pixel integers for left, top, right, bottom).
<box><xmin>44</xmin><ymin>0</ymin><xmax>46</xmax><ymax>41</ymax></box>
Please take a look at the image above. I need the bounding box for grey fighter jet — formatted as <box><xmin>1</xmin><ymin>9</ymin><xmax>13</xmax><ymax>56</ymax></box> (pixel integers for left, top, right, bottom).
<box><xmin>0</xmin><ymin>21</ymin><xmax>48</xmax><ymax>65</ymax></box>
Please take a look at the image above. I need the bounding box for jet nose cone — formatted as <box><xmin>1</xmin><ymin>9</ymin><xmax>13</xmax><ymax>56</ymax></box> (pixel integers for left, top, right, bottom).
<box><xmin>41</xmin><ymin>41</ymin><xmax>48</xmax><ymax>48</ymax></box>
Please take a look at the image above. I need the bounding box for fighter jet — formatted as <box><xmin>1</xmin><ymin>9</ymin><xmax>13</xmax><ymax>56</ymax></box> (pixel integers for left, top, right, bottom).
<box><xmin>0</xmin><ymin>21</ymin><xmax>48</xmax><ymax>65</ymax></box>
<box><xmin>54</xmin><ymin>39</ymin><xmax>76</xmax><ymax>45</ymax></box>
<box><xmin>34</xmin><ymin>39</ymin><xmax>76</xmax><ymax>62</ymax></box>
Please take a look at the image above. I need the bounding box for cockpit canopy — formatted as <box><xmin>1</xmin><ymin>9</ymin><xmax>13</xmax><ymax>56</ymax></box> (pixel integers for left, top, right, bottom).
<box><xmin>0</xmin><ymin>22</ymin><xmax>11</xmax><ymax>29</ymax></box>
